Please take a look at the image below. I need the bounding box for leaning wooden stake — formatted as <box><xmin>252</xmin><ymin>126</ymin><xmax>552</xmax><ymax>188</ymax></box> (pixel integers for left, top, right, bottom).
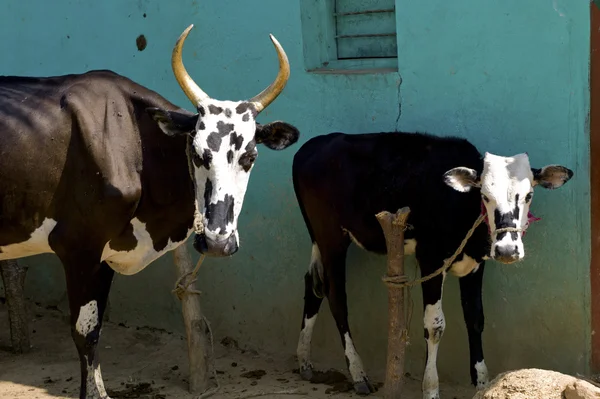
<box><xmin>172</xmin><ymin>245</ymin><xmax>212</xmax><ymax>394</ymax></box>
<box><xmin>0</xmin><ymin>259</ymin><xmax>31</xmax><ymax>354</ymax></box>
<box><xmin>376</xmin><ymin>207</ymin><xmax>411</xmax><ymax>399</ymax></box>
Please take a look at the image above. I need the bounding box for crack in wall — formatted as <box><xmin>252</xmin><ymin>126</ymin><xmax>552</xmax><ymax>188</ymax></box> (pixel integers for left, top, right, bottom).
<box><xmin>395</xmin><ymin>75</ymin><xmax>403</xmax><ymax>131</ymax></box>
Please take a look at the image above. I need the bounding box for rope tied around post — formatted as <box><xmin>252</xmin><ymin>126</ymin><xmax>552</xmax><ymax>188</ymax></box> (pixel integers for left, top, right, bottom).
<box><xmin>172</xmin><ymin>254</ymin><xmax>206</xmax><ymax>300</ymax></box>
<box><xmin>376</xmin><ymin>208</ymin><xmax>486</xmax><ymax>398</ymax></box>
<box><xmin>382</xmin><ymin>213</ymin><xmax>486</xmax><ymax>290</ymax></box>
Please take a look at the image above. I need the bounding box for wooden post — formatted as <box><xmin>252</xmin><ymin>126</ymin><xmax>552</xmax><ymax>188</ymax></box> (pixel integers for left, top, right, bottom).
<box><xmin>172</xmin><ymin>245</ymin><xmax>212</xmax><ymax>394</ymax></box>
<box><xmin>0</xmin><ymin>259</ymin><xmax>31</xmax><ymax>354</ymax></box>
<box><xmin>376</xmin><ymin>207</ymin><xmax>411</xmax><ymax>399</ymax></box>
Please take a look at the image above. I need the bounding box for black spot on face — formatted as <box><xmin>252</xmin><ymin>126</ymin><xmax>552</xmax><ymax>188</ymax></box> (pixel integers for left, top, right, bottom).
<box><xmin>206</xmin><ymin>194</ymin><xmax>235</xmax><ymax>234</ymax></box>
<box><xmin>238</xmin><ymin>149</ymin><xmax>257</xmax><ymax>172</ymax></box>
<box><xmin>513</xmin><ymin>194</ymin><xmax>520</xmax><ymax>216</ymax></box>
<box><xmin>235</xmin><ymin>102</ymin><xmax>258</xmax><ymax>118</ymax></box>
<box><xmin>230</xmin><ymin>132</ymin><xmax>244</xmax><ymax>151</ymax></box>
<box><xmin>227</xmin><ymin>150</ymin><xmax>234</xmax><ymax>164</ymax></box>
<box><xmin>206</xmin><ymin>121</ymin><xmax>234</xmax><ymax>152</ymax></box>
<box><xmin>225</xmin><ymin>108</ymin><xmax>232</xmax><ymax>118</ymax></box>
<box><xmin>494</xmin><ymin>209</ymin><xmax>517</xmax><ymax>229</ymax></box>
<box><xmin>242</xmin><ymin>113</ymin><xmax>250</xmax><ymax>122</ymax></box>
<box><xmin>208</xmin><ymin>104</ymin><xmax>223</xmax><ymax>115</ymax></box>
<box><xmin>245</xmin><ymin>140</ymin><xmax>256</xmax><ymax>152</ymax></box>
<box><xmin>203</xmin><ymin>178</ymin><xmax>213</xmax><ymax>207</ymax></box>
<box><xmin>194</xmin><ymin>148</ymin><xmax>212</xmax><ymax>170</ymax></box>
<box><xmin>198</xmin><ymin>121</ymin><xmax>205</xmax><ymax>130</ymax></box>
<box><xmin>136</xmin><ymin>35</ymin><xmax>147</xmax><ymax>51</ymax></box>
<box><xmin>192</xmin><ymin>148</ymin><xmax>212</xmax><ymax>169</ymax></box>
<box><xmin>235</xmin><ymin>102</ymin><xmax>250</xmax><ymax>114</ymax></box>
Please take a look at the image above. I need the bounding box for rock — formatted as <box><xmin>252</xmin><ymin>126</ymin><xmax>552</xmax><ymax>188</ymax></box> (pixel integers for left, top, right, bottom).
<box><xmin>564</xmin><ymin>380</ymin><xmax>600</xmax><ymax>399</ymax></box>
<box><xmin>473</xmin><ymin>368</ymin><xmax>599</xmax><ymax>399</ymax></box>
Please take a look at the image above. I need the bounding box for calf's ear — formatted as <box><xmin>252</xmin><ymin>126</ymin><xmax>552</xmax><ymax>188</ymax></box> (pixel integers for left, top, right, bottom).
<box><xmin>444</xmin><ymin>167</ymin><xmax>480</xmax><ymax>193</ymax></box>
<box><xmin>532</xmin><ymin>165</ymin><xmax>573</xmax><ymax>189</ymax></box>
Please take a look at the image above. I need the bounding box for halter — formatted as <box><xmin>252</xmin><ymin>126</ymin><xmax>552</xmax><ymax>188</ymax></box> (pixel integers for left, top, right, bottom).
<box><xmin>186</xmin><ymin>135</ymin><xmax>205</xmax><ymax>235</ymax></box>
<box><xmin>480</xmin><ymin>201</ymin><xmax>541</xmax><ymax>237</ymax></box>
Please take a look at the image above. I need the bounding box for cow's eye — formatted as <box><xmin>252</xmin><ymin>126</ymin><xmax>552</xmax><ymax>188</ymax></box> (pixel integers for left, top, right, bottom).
<box><xmin>525</xmin><ymin>192</ymin><xmax>533</xmax><ymax>203</ymax></box>
<box><xmin>481</xmin><ymin>194</ymin><xmax>490</xmax><ymax>203</ymax></box>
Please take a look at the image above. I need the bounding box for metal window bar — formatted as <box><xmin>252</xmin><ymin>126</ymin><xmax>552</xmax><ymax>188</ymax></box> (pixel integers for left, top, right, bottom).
<box><xmin>334</xmin><ymin>4</ymin><xmax>397</xmax><ymax>60</ymax></box>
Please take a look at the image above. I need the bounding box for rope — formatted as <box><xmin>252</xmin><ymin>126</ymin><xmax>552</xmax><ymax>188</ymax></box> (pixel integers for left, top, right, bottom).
<box><xmin>196</xmin><ymin>315</ymin><xmax>221</xmax><ymax>399</ymax></box>
<box><xmin>493</xmin><ymin>226</ymin><xmax>523</xmax><ymax>235</ymax></box>
<box><xmin>382</xmin><ymin>213</ymin><xmax>486</xmax><ymax>343</ymax></box>
<box><xmin>172</xmin><ymin>254</ymin><xmax>206</xmax><ymax>300</ymax></box>
<box><xmin>382</xmin><ymin>213</ymin><xmax>486</xmax><ymax>289</ymax></box>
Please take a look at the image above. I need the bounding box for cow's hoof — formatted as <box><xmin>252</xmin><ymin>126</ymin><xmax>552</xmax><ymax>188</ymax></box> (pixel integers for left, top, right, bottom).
<box><xmin>299</xmin><ymin>365</ymin><xmax>313</xmax><ymax>381</ymax></box>
<box><xmin>354</xmin><ymin>378</ymin><xmax>376</xmax><ymax>395</ymax></box>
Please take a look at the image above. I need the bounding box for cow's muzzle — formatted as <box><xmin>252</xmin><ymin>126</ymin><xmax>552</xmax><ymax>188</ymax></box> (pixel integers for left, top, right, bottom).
<box><xmin>193</xmin><ymin>233</ymin><xmax>238</xmax><ymax>257</ymax></box>
<box><xmin>493</xmin><ymin>244</ymin><xmax>521</xmax><ymax>264</ymax></box>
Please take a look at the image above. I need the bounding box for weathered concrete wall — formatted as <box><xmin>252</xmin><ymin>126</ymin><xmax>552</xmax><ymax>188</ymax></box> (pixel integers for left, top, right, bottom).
<box><xmin>0</xmin><ymin>0</ymin><xmax>590</xmax><ymax>385</ymax></box>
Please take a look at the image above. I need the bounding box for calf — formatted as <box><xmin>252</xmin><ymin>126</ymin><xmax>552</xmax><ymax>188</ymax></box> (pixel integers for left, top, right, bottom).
<box><xmin>292</xmin><ymin>131</ymin><xmax>572</xmax><ymax>399</ymax></box>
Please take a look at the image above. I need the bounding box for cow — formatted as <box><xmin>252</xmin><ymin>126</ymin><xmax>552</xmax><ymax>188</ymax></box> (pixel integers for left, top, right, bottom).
<box><xmin>292</xmin><ymin>131</ymin><xmax>573</xmax><ymax>399</ymax></box>
<box><xmin>0</xmin><ymin>25</ymin><xmax>300</xmax><ymax>399</ymax></box>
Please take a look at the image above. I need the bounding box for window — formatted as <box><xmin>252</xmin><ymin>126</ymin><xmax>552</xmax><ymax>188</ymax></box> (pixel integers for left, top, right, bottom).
<box><xmin>300</xmin><ymin>0</ymin><xmax>398</xmax><ymax>73</ymax></box>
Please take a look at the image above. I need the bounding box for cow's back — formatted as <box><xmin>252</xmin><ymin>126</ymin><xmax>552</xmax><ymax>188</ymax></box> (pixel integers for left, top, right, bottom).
<box><xmin>0</xmin><ymin>71</ymin><xmax>168</xmax><ymax>251</ymax></box>
<box><xmin>292</xmin><ymin>131</ymin><xmax>486</xmax><ymax>255</ymax></box>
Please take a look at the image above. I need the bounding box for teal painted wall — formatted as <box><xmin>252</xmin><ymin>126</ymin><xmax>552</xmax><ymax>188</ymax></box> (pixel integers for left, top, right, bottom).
<box><xmin>0</xmin><ymin>0</ymin><xmax>590</xmax><ymax>385</ymax></box>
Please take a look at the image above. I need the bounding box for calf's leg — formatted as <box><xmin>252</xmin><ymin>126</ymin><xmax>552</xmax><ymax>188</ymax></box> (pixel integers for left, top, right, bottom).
<box><xmin>324</xmin><ymin>249</ymin><xmax>375</xmax><ymax>395</ymax></box>
<box><xmin>421</xmin><ymin>273</ymin><xmax>446</xmax><ymax>399</ymax></box>
<box><xmin>459</xmin><ymin>261</ymin><xmax>488</xmax><ymax>389</ymax></box>
<box><xmin>297</xmin><ymin>244</ymin><xmax>324</xmax><ymax>380</ymax></box>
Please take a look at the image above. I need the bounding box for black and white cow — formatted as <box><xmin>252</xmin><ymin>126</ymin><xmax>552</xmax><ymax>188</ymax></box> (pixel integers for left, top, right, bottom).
<box><xmin>0</xmin><ymin>25</ymin><xmax>299</xmax><ymax>399</ymax></box>
<box><xmin>292</xmin><ymin>131</ymin><xmax>572</xmax><ymax>398</ymax></box>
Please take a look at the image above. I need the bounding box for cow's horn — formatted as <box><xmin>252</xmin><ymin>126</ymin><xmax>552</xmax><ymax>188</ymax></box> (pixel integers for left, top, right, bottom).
<box><xmin>249</xmin><ymin>34</ymin><xmax>290</xmax><ymax>114</ymax></box>
<box><xmin>172</xmin><ymin>24</ymin><xmax>210</xmax><ymax>106</ymax></box>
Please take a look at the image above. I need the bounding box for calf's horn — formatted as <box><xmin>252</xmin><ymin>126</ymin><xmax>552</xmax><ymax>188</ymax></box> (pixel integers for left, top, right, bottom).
<box><xmin>249</xmin><ymin>34</ymin><xmax>290</xmax><ymax>114</ymax></box>
<box><xmin>172</xmin><ymin>24</ymin><xmax>210</xmax><ymax>106</ymax></box>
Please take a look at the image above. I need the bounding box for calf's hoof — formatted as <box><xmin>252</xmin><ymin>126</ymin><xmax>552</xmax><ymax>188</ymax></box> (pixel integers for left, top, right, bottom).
<box><xmin>354</xmin><ymin>378</ymin><xmax>376</xmax><ymax>395</ymax></box>
<box><xmin>299</xmin><ymin>365</ymin><xmax>314</xmax><ymax>381</ymax></box>
<box><xmin>423</xmin><ymin>390</ymin><xmax>440</xmax><ymax>399</ymax></box>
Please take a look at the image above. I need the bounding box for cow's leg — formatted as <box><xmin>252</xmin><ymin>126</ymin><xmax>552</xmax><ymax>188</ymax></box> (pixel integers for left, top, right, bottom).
<box><xmin>60</xmin><ymin>252</ymin><xmax>115</xmax><ymax>399</ymax></box>
<box><xmin>297</xmin><ymin>244</ymin><xmax>324</xmax><ymax>380</ymax></box>
<box><xmin>421</xmin><ymin>272</ymin><xmax>446</xmax><ymax>399</ymax></box>
<box><xmin>324</xmin><ymin>249</ymin><xmax>374</xmax><ymax>395</ymax></box>
<box><xmin>459</xmin><ymin>261</ymin><xmax>488</xmax><ymax>390</ymax></box>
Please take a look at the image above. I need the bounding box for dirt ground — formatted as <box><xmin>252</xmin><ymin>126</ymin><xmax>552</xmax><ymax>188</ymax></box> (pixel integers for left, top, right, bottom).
<box><xmin>0</xmin><ymin>301</ymin><xmax>475</xmax><ymax>399</ymax></box>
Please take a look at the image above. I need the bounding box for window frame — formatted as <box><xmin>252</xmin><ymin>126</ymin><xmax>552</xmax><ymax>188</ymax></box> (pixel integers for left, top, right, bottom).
<box><xmin>299</xmin><ymin>0</ymin><xmax>398</xmax><ymax>74</ymax></box>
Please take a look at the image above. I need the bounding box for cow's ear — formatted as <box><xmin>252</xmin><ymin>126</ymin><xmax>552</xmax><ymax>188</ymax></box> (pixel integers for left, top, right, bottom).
<box><xmin>444</xmin><ymin>167</ymin><xmax>480</xmax><ymax>192</ymax></box>
<box><xmin>255</xmin><ymin>121</ymin><xmax>300</xmax><ymax>150</ymax></box>
<box><xmin>532</xmin><ymin>165</ymin><xmax>573</xmax><ymax>189</ymax></box>
<box><xmin>147</xmin><ymin>108</ymin><xmax>198</xmax><ymax>136</ymax></box>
